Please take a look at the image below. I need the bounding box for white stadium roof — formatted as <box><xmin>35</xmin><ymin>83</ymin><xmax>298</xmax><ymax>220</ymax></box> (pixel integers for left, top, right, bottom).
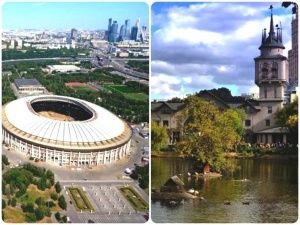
<box><xmin>3</xmin><ymin>95</ymin><xmax>131</xmax><ymax>151</ymax></box>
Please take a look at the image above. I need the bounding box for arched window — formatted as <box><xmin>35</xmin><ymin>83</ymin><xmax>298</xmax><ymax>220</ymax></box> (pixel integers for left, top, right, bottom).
<box><xmin>261</xmin><ymin>62</ymin><xmax>268</xmax><ymax>79</ymax></box>
<box><xmin>271</xmin><ymin>62</ymin><xmax>278</xmax><ymax>78</ymax></box>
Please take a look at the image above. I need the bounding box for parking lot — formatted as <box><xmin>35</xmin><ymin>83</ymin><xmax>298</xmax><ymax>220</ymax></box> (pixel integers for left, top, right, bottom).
<box><xmin>60</xmin><ymin>181</ymin><xmax>148</xmax><ymax>223</ymax></box>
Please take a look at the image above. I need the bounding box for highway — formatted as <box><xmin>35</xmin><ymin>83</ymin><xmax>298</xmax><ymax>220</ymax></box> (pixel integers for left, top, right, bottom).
<box><xmin>3</xmin><ymin>56</ymin><xmax>149</xmax><ymax>81</ymax></box>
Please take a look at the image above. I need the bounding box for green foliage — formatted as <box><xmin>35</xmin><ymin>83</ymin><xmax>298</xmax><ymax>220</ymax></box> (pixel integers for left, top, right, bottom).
<box><xmin>55</xmin><ymin>212</ymin><xmax>61</xmax><ymax>221</ymax></box>
<box><xmin>2</xmin><ymin>155</ymin><xmax>10</xmax><ymax>166</ymax></box>
<box><xmin>25</xmin><ymin>213</ymin><xmax>37</xmax><ymax>223</ymax></box>
<box><xmin>2</xmin><ymin>48</ymin><xmax>90</xmax><ymax>60</ymax></box>
<box><xmin>34</xmin><ymin>207</ymin><xmax>45</xmax><ymax>221</ymax></box>
<box><xmin>55</xmin><ymin>181</ymin><xmax>62</xmax><ymax>193</ymax></box>
<box><xmin>174</xmin><ymin>95</ymin><xmax>244</xmax><ymax>172</ymax></box>
<box><xmin>62</xmin><ymin>215</ymin><xmax>68</xmax><ymax>223</ymax></box>
<box><xmin>151</xmin><ymin>120</ymin><xmax>169</xmax><ymax>152</ymax></box>
<box><xmin>58</xmin><ymin>195</ymin><xmax>67</xmax><ymax>210</ymax></box>
<box><xmin>130</xmin><ymin>164</ymin><xmax>149</xmax><ymax>189</ymax></box>
<box><xmin>50</xmin><ymin>192</ymin><xmax>58</xmax><ymax>201</ymax></box>
<box><xmin>11</xmin><ymin>197</ymin><xmax>17</xmax><ymax>207</ymax></box>
<box><xmin>275</xmin><ymin>96</ymin><xmax>298</xmax><ymax>145</ymax></box>
<box><xmin>21</xmin><ymin>203</ymin><xmax>35</xmax><ymax>213</ymax></box>
<box><xmin>35</xmin><ymin>197</ymin><xmax>45</xmax><ymax>206</ymax></box>
<box><xmin>2</xmin><ymin>199</ymin><xmax>6</xmax><ymax>209</ymax></box>
<box><xmin>126</xmin><ymin>60</ymin><xmax>149</xmax><ymax>73</ymax></box>
<box><xmin>3</xmin><ymin>168</ymin><xmax>33</xmax><ymax>192</ymax></box>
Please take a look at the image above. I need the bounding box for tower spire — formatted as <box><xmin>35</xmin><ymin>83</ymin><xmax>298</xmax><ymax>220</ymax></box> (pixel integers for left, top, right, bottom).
<box><xmin>269</xmin><ymin>5</ymin><xmax>275</xmax><ymax>41</ymax></box>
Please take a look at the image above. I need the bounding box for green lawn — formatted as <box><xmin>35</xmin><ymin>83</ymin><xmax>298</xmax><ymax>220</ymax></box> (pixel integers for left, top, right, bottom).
<box><xmin>68</xmin><ymin>187</ymin><xmax>94</xmax><ymax>212</ymax></box>
<box><xmin>72</xmin><ymin>85</ymin><xmax>96</xmax><ymax>92</ymax></box>
<box><xmin>104</xmin><ymin>85</ymin><xmax>148</xmax><ymax>101</ymax></box>
<box><xmin>118</xmin><ymin>185</ymin><xmax>148</xmax><ymax>212</ymax></box>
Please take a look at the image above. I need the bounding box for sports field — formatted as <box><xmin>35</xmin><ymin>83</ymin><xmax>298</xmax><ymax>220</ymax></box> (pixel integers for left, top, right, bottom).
<box><xmin>104</xmin><ymin>85</ymin><xmax>148</xmax><ymax>101</ymax></box>
<box><xmin>72</xmin><ymin>85</ymin><xmax>96</xmax><ymax>92</ymax></box>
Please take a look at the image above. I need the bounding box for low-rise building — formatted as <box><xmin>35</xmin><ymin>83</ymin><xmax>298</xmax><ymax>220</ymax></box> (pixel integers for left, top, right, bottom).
<box><xmin>14</xmin><ymin>78</ymin><xmax>46</xmax><ymax>94</ymax></box>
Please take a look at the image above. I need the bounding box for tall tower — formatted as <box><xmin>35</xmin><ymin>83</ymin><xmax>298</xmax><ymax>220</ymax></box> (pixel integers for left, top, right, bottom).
<box><xmin>254</xmin><ymin>5</ymin><xmax>288</xmax><ymax>104</ymax></box>
<box><xmin>124</xmin><ymin>19</ymin><xmax>130</xmax><ymax>40</ymax></box>
<box><xmin>253</xmin><ymin>5</ymin><xmax>289</xmax><ymax>144</ymax></box>
<box><xmin>108</xmin><ymin>21</ymin><xmax>118</xmax><ymax>42</ymax></box>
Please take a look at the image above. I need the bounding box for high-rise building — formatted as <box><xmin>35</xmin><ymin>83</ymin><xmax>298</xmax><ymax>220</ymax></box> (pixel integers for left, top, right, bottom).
<box><xmin>124</xmin><ymin>19</ymin><xmax>131</xmax><ymax>40</ymax></box>
<box><xmin>140</xmin><ymin>25</ymin><xmax>147</xmax><ymax>42</ymax></box>
<box><xmin>71</xmin><ymin>28</ymin><xmax>78</xmax><ymax>40</ymax></box>
<box><xmin>131</xmin><ymin>26</ymin><xmax>138</xmax><ymax>41</ymax></box>
<box><xmin>108</xmin><ymin>18</ymin><xmax>112</xmax><ymax>34</ymax></box>
<box><xmin>287</xmin><ymin>4</ymin><xmax>298</xmax><ymax>84</ymax></box>
<box><xmin>119</xmin><ymin>25</ymin><xmax>126</xmax><ymax>41</ymax></box>
<box><xmin>108</xmin><ymin>21</ymin><xmax>118</xmax><ymax>42</ymax></box>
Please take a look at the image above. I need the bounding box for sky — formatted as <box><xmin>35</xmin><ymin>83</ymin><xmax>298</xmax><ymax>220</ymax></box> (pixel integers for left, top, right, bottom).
<box><xmin>1</xmin><ymin>1</ymin><xmax>149</xmax><ymax>30</ymax></box>
<box><xmin>151</xmin><ymin>2</ymin><xmax>294</xmax><ymax>101</ymax></box>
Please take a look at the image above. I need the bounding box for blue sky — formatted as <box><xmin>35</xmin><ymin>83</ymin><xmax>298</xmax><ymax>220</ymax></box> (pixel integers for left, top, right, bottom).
<box><xmin>151</xmin><ymin>2</ymin><xmax>294</xmax><ymax>100</ymax></box>
<box><xmin>2</xmin><ymin>2</ymin><xmax>149</xmax><ymax>30</ymax></box>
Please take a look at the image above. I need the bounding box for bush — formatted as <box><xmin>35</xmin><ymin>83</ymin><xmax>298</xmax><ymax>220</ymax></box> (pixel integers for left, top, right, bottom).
<box><xmin>11</xmin><ymin>197</ymin><xmax>17</xmax><ymax>207</ymax></box>
<box><xmin>46</xmin><ymin>201</ymin><xmax>56</xmax><ymax>208</ymax></box>
<box><xmin>51</xmin><ymin>192</ymin><xmax>58</xmax><ymax>200</ymax></box>
<box><xmin>55</xmin><ymin>212</ymin><xmax>61</xmax><ymax>221</ymax></box>
<box><xmin>25</xmin><ymin>213</ymin><xmax>37</xmax><ymax>223</ymax></box>
<box><xmin>62</xmin><ymin>215</ymin><xmax>67</xmax><ymax>223</ymax></box>
<box><xmin>58</xmin><ymin>195</ymin><xmax>67</xmax><ymax>210</ymax></box>
<box><xmin>2</xmin><ymin>200</ymin><xmax>6</xmax><ymax>209</ymax></box>
<box><xmin>55</xmin><ymin>181</ymin><xmax>62</xmax><ymax>193</ymax></box>
<box><xmin>34</xmin><ymin>207</ymin><xmax>45</xmax><ymax>221</ymax></box>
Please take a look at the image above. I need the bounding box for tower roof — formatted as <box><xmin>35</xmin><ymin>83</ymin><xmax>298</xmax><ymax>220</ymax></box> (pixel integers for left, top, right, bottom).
<box><xmin>259</xmin><ymin>5</ymin><xmax>285</xmax><ymax>50</ymax></box>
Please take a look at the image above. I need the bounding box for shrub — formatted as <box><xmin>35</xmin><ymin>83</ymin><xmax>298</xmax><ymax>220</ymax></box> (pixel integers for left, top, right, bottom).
<box><xmin>51</xmin><ymin>192</ymin><xmax>58</xmax><ymax>200</ymax></box>
<box><xmin>55</xmin><ymin>212</ymin><xmax>61</xmax><ymax>221</ymax></box>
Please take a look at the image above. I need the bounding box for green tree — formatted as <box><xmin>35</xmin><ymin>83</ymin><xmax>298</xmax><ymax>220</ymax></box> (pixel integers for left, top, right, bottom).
<box><xmin>62</xmin><ymin>215</ymin><xmax>68</xmax><ymax>223</ymax></box>
<box><xmin>55</xmin><ymin>212</ymin><xmax>61</xmax><ymax>221</ymax></box>
<box><xmin>35</xmin><ymin>197</ymin><xmax>45</xmax><ymax>206</ymax></box>
<box><xmin>58</xmin><ymin>195</ymin><xmax>67</xmax><ymax>210</ymax></box>
<box><xmin>2</xmin><ymin>155</ymin><xmax>10</xmax><ymax>166</ymax></box>
<box><xmin>275</xmin><ymin>96</ymin><xmax>298</xmax><ymax>145</ymax></box>
<box><xmin>151</xmin><ymin>120</ymin><xmax>169</xmax><ymax>151</ymax></box>
<box><xmin>2</xmin><ymin>199</ymin><xmax>6</xmax><ymax>209</ymax></box>
<box><xmin>55</xmin><ymin>181</ymin><xmax>62</xmax><ymax>193</ymax></box>
<box><xmin>34</xmin><ymin>207</ymin><xmax>45</xmax><ymax>221</ymax></box>
<box><xmin>25</xmin><ymin>213</ymin><xmax>37</xmax><ymax>223</ymax></box>
<box><xmin>11</xmin><ymin>197</ymin><xmax>17</xmax><ymax>207</ymax></box>
<box><xmin>174</xmin><ymin>95</ymin><xmax>244</xmax><ymax>172</ymax></box>
<box><xmin>51</xmin><ymin>192</ymin><xmax>58</xmax><ymax>200</ymax></box>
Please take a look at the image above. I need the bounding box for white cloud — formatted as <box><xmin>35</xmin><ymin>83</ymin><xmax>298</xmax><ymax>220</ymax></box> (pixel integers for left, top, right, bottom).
<box><xmin>151</xmin><ymin>2</ymin><xmax>292</xmax><ymax>100</ymax></box>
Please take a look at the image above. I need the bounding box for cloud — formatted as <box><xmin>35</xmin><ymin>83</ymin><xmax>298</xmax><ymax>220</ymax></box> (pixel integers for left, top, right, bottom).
<box><xmin>151</xmin><ymin>2</ymin><xmax>292</xmax><ymax>100</ymax></box>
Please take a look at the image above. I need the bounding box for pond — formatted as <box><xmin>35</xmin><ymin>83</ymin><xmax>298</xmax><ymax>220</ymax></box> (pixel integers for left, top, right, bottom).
<box><xmin>151</xmin><ymin>156</ymin><xmax>298</xmax><ymax>223</ymax></box>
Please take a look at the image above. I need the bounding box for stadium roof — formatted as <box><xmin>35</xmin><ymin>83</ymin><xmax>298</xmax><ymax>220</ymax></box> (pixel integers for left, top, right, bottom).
<box><xmin>3</xmin><ymin>95</ymin><xmax>132</xmax><ymax>151</ymax></box>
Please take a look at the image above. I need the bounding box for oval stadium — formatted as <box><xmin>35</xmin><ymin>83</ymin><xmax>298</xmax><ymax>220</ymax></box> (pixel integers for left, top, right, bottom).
<box><xmin>2</xmin><ymin>95</ymin><xmax>132</xmax><ymax>166</ymax></box>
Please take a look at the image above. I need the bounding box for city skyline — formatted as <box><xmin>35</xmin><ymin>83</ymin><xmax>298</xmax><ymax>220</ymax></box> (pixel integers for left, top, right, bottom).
<box><xmin>2</xmin><ymin>2</ymin><xmax>149</xmax><ymax>30</ymax></box>
<box><xmin>151</xmin><ymin>2</ymin><xmax>293</xmax><ymax>100</ymax></box>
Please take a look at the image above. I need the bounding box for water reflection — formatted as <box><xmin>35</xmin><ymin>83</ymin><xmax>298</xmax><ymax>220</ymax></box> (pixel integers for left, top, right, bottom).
<box><xmin>151</xmin><ymin>157</ymin><xmax>298</xmax><ymax>223</ymax></box>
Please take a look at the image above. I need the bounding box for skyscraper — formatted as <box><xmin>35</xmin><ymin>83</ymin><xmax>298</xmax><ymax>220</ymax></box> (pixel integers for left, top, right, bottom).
<box><xmin>70</xmin><ymin>28</ymin><xmax>78</xmax><ymax>40</ymax></box>
<box><xmin>119</xmin><ymin>25</ymin><xmax>125</xmax><ymax>41</ymax></box>
<box><xmin>131</xmin><ymin>26</ymin><xmax>138</xmax><ymax>41</ymax></box>
<box><xmin>108</xmin><ymin>21</ymin><xmax>118</xmax><ymax>42</ymax></box>
<box><xmin>124</xmin><ymin>19</ymin><xmax>131</xmax><ymax>40</ymax></box>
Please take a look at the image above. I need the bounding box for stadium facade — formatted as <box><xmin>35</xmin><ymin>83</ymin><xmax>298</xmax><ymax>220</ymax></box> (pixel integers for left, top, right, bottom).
<box><xmin>2</xmin><ymin>95</ymin><xmax>132</xmax><ymax>166</ymax></box>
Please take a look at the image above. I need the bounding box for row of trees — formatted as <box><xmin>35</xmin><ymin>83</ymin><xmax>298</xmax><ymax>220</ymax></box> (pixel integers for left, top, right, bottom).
<box><xmin>2</xmin><ymin>48</ymin><xmax>90</xmax><ymax>60</ymax></box>
<box><xmin>126</xmin><ymin>60</ymin><xmax>149</xmax><ymax>73</ymax></box>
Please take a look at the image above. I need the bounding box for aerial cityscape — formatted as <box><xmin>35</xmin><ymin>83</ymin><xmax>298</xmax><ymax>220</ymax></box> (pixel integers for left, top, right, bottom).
<box><xmin>2</xmin><ymin>2</ymin><xmax>149</xmax><ymax>223</ymax></box>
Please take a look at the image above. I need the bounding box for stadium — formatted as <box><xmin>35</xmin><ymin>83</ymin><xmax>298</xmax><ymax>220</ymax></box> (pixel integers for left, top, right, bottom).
<box><xmin>2</xmin><ymin>95</ymin><xmax>132</xmax><ymax>166</ymax></box>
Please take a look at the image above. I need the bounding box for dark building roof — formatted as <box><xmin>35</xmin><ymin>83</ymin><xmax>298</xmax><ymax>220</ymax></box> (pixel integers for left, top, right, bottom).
<box><xmin>15</xmin><ymin>78</ymin><xmax>43</xmax><ymax>88</ymax></box>
<box><xmin>163</xmin><ymin>175</ymin><xmax>185</xmax><ymax>187</ymax></box>
<box><xmin>151</xmin><ymin>102</ymin><xmax>185</xmax><ymax>112</ymax></box>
